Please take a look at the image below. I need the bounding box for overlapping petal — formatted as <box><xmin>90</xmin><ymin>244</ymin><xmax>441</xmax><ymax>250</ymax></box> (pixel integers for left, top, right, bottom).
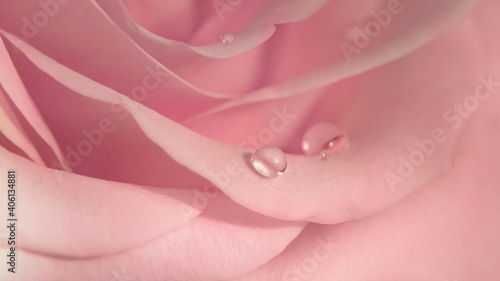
<box><xmin>0</xmin><ymin>193</ymin><xmax>305</xmax><ymax>281</ymax></box>
<box><xmin>0</xmin><ymin>0</ymin><xmax>498</xmax><ymax>280</ymax></box>
<box><xmin>233</xmin><ymin>75</ymin><xmax>500</xmax><ymax>280</ymax></box>
<box><xmin>1</xmin><ymin>14</ymin><xmax>487</xmax><ymax>226</ymax></box>
<box><xmin>0</xmin><ymin>145</ymin><xmax>206</xmax><ymax>257</ymax></box>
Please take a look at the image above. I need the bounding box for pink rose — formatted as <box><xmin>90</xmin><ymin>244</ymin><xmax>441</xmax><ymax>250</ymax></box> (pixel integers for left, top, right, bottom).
<box><xmin>1</xmin><ymin>0</ymin><xmax>499</xmax><ymax>280</ymax></box>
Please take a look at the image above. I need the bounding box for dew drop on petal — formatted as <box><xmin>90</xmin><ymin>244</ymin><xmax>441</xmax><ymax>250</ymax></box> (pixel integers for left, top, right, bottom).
<box><xmin>320</xmin><ymin>150</ymin><xmax>331</xmax><ymax>160</ymax></box>
<box><xmin>301</xmin><ymin>123</ymin><xmax>349</xmax><ymax>160</ymax></box>
<box><xmin>250</xmin><ymin>146</ymin><xmax>287</xmax><ymax>178</ymax></box>
<box><xmin>220</xmin><ymin>33</ymin><xmax>234</xmax><ymax>45</ymax></box>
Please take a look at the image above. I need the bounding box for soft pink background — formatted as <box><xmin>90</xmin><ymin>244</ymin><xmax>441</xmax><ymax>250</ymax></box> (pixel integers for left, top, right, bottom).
<box><xmin>0</xmin><ymin>0</ymin><xmax>499</xmax><ymax>280</ymax></box>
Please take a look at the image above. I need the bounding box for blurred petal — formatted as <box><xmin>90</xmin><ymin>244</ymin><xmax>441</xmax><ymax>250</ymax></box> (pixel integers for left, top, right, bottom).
<box><xmin>0</xmin><ymin>145</ymin><xmax>205</xmax><ymax>257</ymax></box>
<box><xmin>233</xmin><ymin>77</ymin><xmax>500</xmax><ymax>280</ymax></box>
<box><xmin>1</xmin><ymin>32</ymin><xmax>215</xmax><ymax>189</ymax></box>
<box><xmin>112</xmin><ymin>0</ymin><xmax>330</xmax><ymax>58</ymax></box>
<box><xmin>0</xmin><ymin>36</ymin><xmax>70</xmax><ymax>170</ymax></box>
<box><xmin>233</xmin><ymin>0</ymin><xmax>500</xmax><ymax>278</ymax></box>
<box><xmin>98</xmin><ymin>0</ymin><xmax>331</xmax><ymax>95</ymax></box>
<box><xmin>0</xmin><ymin>0</ymin><xmax>233</xmax><ymax>121</ymax></box>
<box><xmin>188</xmin><ymin>0</ymin><xmax>479</xmax><ymax>118</ymax></box>
<box><xmin>3</xmin><ymin>21</ymin><xmax>488</xmax><ymax>226</ymax></box>
<box><xmin>0</xmin><ymin>195</ymin><xmax>305</xmax><ymax>281</ymax></box>
<box><xmin>0</xmin><ymin>86</ymin><xmax>44</xmax><ymax>165</ymax></box>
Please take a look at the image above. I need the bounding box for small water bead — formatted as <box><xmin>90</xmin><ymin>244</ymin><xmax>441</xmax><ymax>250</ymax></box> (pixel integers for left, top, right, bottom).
<box><xmin>250</xmin><ymin>146</ymin><xmax>287</xmax><ymax>178</ymax></box>
<box><xmin>220</xmin><ymin>33</ymin><xmax>234</xmax><ymax>45</ymax></box>
<box><xmin>320</xmin><ymin>150</ymin><xmax>331</xmax><ymax>160</ymax></box>
<box><xmin>302</xmin><ymin>123</ymin><xmax>349</xmax><ymax>160</ymax></box>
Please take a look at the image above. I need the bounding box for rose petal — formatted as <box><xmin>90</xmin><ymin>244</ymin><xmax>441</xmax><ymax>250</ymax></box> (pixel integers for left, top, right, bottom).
<box><xmin>186</xmin><ymin>0</ymin><xmax>480</xmax><ymax>119</ymax></box>
<box><xmin>0</xmin><ymin>145</ymin><xmax>205</xmax><ymax>257</ymax></box>
<box><xmin>1</xmin><ymin>33</ymin><xmax>217</xmax><ymax>189</ymax></box>
<box><xmin>100</xmin><ymin>0</ymin><xmax>330</xmax><ymax>58</ymax></box>
<box><xmin>0</xmin><ymin>0</ymin><xmax>234</xmax><ymax>121</ymax></box>
<box><xmin>95</xmin><ymin>0</ymin><xmax>333</xmax><ymax>95</ymax></box>
<box><xmin>0</xmin><ymin>0</ymin><xmax>330</xmax><ymax>121</ymax></box>
<box><xmin>0</xmin><ymin>195</ymin><xmax>305</xmax><ymax>281</ymax></box>
<box><xmin>0</xmin><ymin>36</ymin><xmax>71</xmax><ymax>170</ymax></box>
<box><xmin>233</xmin><ymin>0</ymin><xmax>500</xmax><ymax>278</ymax></box>
<box><xmin>232</xmin><ymin>78</ymin><xmax>500</xmax><ymax>280</ymax></box>
<box><xmin>0</xmin><ymin>86</ymin><xmax>44</xmax><ymax>165</ymax></box>
<box><xmin>119</xmin><ymin>0</ymin><xmax>202</xmax><ymax>42</ymax></box>
<box><xmin>4</xmin><ymin>26</ymin><xmax>487</xmax><ymax>226</ymax></box>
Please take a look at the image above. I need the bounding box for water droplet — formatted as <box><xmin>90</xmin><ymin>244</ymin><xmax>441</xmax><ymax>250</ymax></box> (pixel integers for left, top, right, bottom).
<box><xmin>320</xmin><ymin>150</ymin><xmax>331</xmax><ymax>160</ymax></box>
<box><xmin>301</xmin><ymin>123</ymin><xmax>349</xmax><ymax>160</ymax></box>
<box><xmin>220</xmin><ymin>33</ymin><xmax>233</xmax><ymax>45</ymax></box>
<box><xmin>250</xmin><ymin>146</ymin><xmax>287</xmax><ymax>177</ymax></box>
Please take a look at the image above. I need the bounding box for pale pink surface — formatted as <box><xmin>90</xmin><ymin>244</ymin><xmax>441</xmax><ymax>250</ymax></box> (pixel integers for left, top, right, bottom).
<box><xmin>0</xmin><ymin>0</ymin><xmax>499</xmax><ymax>280</ymax></box>
<box><xmin>301</xmin><ymin>123</ymin><xmax>348</xmax><ymax>157</ymax></box>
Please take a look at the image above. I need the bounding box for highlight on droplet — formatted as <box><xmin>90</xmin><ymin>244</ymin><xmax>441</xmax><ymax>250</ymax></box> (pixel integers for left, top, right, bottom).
<box><xmin>250</xmin><ymin>146</ymin><xmax>287</xmax><ymax>178</ymax></box>
<box><xmin>220</xmin><ymin>33</ymin><xmax>234</xmax><ymax>45</ymax></box>
<box><xmin>301</xmin><ymin>123</ymin><xmax>349</xmax><ymax>160</ymax></box>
